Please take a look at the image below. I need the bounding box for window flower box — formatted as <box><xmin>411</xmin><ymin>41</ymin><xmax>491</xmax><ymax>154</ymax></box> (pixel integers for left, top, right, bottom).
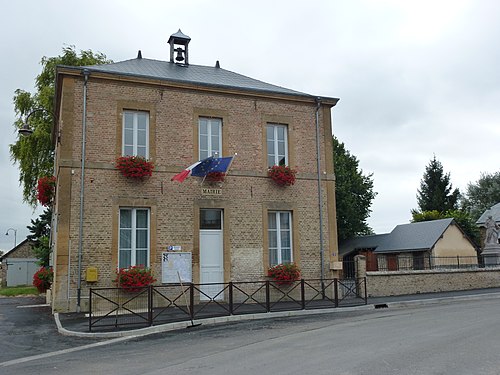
<box><xmin>205</xmin><ymin>172</ymin><xmax>226</xmax><ymax>183</ymax></box>
<box><xmin>33</xmin><ymin>267</ymin><xmax>53</xmax><ymax>293</ymax></box>
<box><xmin>116</xmin><ymin>156</ymin><xmax>154</xmax><ymax>180</ymax></box>
<box><xmin>36</xmin><ymin>176</ymin><xmax>56</xmax><ymax>206</ymax></box>
<box><xmin>268</xmin><ymin>263</ymin><xmax>301</xmax><ymax>285</ymax></box>
<box><xmin>114</xmin><ymin>266</ymin><xmax>156</xmax><ymax>292</ymax></box>
<box><xmin>268</xmin><ymin>165</ymin><xmax>297</xmax><ymax>187</ymax></box>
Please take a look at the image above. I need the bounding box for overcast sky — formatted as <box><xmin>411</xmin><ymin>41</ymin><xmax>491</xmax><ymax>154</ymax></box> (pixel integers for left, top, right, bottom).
<box><xmin>1</xmin><ymin>0</ymin><xmax>499</xmax><ymax>252</ymax></box>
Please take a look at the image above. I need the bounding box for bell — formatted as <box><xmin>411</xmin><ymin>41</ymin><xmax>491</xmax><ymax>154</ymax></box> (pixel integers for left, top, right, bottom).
<box><xmin>175</xmin><ymin>48</ymin><xmax>184</xmax><ymax>62</ymax></box>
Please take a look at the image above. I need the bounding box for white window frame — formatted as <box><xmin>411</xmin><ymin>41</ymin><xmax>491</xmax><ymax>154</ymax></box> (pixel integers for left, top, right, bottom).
<box><xmin>122</xmin><ymin>111</ymin><xmax>149</xmax><ymax>158</ymax></box>
<box><xmin>266</xmin><ymin>123</ymin><xmax>288</xmax><ymax>167</ymax></box>
<box><xmin>268</xmin><ymin>211</ymin><xmax>293</xmax><ymax>266</ymax></box>
<box><xmin>199</xmin><ymin>117</ymin><xmax>222</xmax><ymax>160</ymax></box>
<box><xmin>118</xmin><ymin>208</ymin><xmax>150</xmax><ymax>269</ymax></box>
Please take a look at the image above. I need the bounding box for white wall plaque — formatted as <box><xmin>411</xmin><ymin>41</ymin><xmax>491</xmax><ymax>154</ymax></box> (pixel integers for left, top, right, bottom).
<box><xmin>162</xmin><ymin>252</ymin><xmax>192</xmax><ymax>284</ymax></box>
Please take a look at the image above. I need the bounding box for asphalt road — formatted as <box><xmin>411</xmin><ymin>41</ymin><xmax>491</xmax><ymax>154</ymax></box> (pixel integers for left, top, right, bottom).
<box><xmin>2</xmin><ymin>296</ymin><xmax>500</xmax><ymax>374</ymax></box>
<box><xmin>0</xmin><ymin>297</ymin><xmax>105</xmax><ymax>363</ymax></box>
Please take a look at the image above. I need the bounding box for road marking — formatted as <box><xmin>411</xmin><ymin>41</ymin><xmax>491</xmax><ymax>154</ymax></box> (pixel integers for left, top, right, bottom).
<box><xmin>0</xmin><ymin>336</ymin><xmax>135</xmax><ymax>368</ymax></box>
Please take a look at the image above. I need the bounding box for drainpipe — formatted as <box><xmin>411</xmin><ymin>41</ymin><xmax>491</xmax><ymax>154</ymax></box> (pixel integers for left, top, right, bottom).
<box><xmin>77</xmin><ymin>69</ymin><xmax>90</xmax><ymax>312</ymax></box>
<box><xmin>315</xmin><ymin>97</ymin><xmax>325</xmax><ymax>296</ymax></box>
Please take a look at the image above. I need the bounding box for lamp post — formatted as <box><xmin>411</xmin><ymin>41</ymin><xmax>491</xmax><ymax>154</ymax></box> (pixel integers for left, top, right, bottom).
<box><xmin>18</xmin><ymin>108</ymin><xmax>55</xmax><ymax>137</ymax></box>
<box><xmin>5</xmin><ymin>228</ymin><xmax>17</xmax><ymax>248</ymax></box>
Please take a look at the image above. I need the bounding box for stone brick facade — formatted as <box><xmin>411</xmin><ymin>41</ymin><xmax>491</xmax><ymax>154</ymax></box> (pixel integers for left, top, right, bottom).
<box><xmin>51</xmin><ymin>57</ymin><xmax>340</xmax><ymax>311</ymax></box>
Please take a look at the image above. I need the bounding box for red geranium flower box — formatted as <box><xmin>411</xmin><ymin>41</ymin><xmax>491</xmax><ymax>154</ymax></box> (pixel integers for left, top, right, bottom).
<box><xmin>114</xmin><ymin>266</ymin><xmax>156</xmax><ymax>292</ymax></box>
<box><xmin>268</xmin><ymin>165</ymin><xmax>297</xmax><ymax>187</ymax></box>
<box><xmin>268</xmin><ymin>263</ymin><xmax>301</xmax><ymax>285</ymax></box>
<box><xmin>205</xmin><ymin>172</ymin><xmax>226</xmax><ymax>182</ymax></box>
<box><xmin>36</xmin><ymin>176</ymin><xmax>56</xmax><ymax>206</ymax></box>
<box><xmin>33</xmin><ymin>266</ymin><xmax>53</xmax><ymax>293</ymax></box>
<box><xmin>116</xmin><ymin>156</ymin><xmax>154</xmax><ymax>180</ymax></box>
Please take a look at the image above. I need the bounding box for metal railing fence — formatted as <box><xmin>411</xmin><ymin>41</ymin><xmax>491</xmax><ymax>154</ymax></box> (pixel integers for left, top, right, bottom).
<box><xmin>89</xmin><ymin>278</ymin><xmax>367</xmax><ymax>331</ymax></box>
<box><xmin>376</xmin><ymin>254</ymin><xmax>496</xmax><ymax>272</ymax></box>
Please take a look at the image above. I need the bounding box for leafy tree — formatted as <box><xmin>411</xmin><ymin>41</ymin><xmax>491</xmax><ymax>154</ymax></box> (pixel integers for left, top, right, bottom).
<box><xmin>27</xmin><ymin>208</ymin><xmax>52</xmax><ymax>266</ymax></box>
<box><xmin>334</xmin><ymin>136</ymin><xmax>377</xmax><ymax>241</ymax></box>
<box><xmin>10</xmin><ymin>46</ymin><xmax>111</xmax><ymax>207</ymax></box>
<box><xmin>462</xmin><ymin>171</ymin><xmax>500</xmax><ymax>221</ymax></box>
<box><xmin>411</xmin><ymin>209</ymin><xmax>480</xmax><ymax>248</ymax></box>
<box><xmin>415</xmin><ymin>156</ymin><xmax>460</xmax><ymax>214</ymax></box>
<box><xmin>411</xmin><ymin>210</ymin><xmax>443</xmax><ymax>222</ymax></box>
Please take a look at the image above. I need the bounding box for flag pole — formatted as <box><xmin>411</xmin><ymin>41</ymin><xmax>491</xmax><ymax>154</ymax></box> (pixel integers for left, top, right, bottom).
<box><xmin>223</xmin><ymin>152</ymin><xmax>237</xmax><ymax>179</ymax></box>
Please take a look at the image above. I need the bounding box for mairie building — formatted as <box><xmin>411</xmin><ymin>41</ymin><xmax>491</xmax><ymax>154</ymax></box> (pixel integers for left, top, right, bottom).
<box><xmin>50</xmin><ymin>30</ymin><xmax>340</xmax><ymax>312</ymax></box>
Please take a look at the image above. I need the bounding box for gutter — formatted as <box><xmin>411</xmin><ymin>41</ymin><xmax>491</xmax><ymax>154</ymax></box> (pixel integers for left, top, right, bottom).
<box><xmin>77</xmin><ymin>69</ymin><xmax>90</xmax><ymax>312</ymax></box>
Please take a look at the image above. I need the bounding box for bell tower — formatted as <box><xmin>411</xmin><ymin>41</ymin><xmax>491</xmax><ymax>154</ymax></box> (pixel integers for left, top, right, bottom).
<box><xmin>168</xmin><ymin>29</ymin><xmax>191</xmax><ymax>65</ymax></box>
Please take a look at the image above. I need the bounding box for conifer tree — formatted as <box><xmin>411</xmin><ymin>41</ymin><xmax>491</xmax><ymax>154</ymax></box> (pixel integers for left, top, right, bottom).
<box><xmin>26</xmin><ymin>208</ymin><xmax>52</xmax><ymax>266</ymax></box>
<box><xmin>415</xmin><ymin>156</ymin><xmax>460</xmax><ymax>213</ymax></box>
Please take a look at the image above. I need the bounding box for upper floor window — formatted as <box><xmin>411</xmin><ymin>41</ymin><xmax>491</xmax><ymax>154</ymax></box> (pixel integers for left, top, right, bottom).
<box><xmin>119</xmin><ymin>208</ymin><xmax>150</xmax><ymax>269</ymax></box>
<box><xmin>199</xmin><ymin>117</ymin><xmax>222</xmax><ymax>160</ymax></box>
<box><xmin>266</xmin><ymin>123</ymin><xmax>288</xmax><ymax>167</ymax></box>
<box><xmin>123</xmin><ymin>111</ymin><xmax>149</xmax><ymax>158</ymax></box>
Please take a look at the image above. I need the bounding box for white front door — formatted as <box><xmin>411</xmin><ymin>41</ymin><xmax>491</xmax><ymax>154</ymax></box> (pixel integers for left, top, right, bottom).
<box><xmin>199</xmin><ymin>209</ymin><xmax>224</xmax><ymax>300</ymax></box>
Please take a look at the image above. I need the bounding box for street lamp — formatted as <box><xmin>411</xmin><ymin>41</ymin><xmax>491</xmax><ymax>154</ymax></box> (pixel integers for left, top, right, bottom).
<box><xmin>5</xmin><ymin>228</ymin><xmax>17</xmax><ymax>248</ymax></box>
<box><xmin>18</xmin><ymin>108</ymin><xmax>54</xmax><ymax>137</ymax></box>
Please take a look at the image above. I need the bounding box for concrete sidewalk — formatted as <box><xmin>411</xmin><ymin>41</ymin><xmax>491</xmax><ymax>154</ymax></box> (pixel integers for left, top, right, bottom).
<box><xmin>55</xmin><ymin>287</ymin><xmax>500</xmax><ymax>338</ymax></box>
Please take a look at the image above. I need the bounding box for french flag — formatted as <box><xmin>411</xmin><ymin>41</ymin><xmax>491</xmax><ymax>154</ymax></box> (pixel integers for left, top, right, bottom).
<box><xmin>171</xmin><ymin>156</ymin><xmax>234</xmax><ymax>182</ymax></box>
<box><xmin>170</xmin><ymin>159</ymin><xmax>206</xmax><ymax>182</ymax></box>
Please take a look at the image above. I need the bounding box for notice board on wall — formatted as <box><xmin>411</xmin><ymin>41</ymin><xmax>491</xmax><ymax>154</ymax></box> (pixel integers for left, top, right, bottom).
<box><xmin>161</xmin><ymin>252</ymin><xmax>192</xmax><ymax>284</ymax></box>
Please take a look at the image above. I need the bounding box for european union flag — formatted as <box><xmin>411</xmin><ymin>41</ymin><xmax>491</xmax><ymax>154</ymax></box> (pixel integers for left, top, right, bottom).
<box><xmin>191</xmin><ymin>156</ymin><xmax>233</xmax><ymax>177</ymax></box>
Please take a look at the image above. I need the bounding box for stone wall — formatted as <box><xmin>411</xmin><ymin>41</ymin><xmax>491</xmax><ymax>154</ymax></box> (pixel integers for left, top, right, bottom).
<box><xmin>366</xmin><ymin>268</ymin><xmax>500</xmax><ymax>297</ymax></box>
<box><xmin>354</xmin><ymin>255</ymin><xmax>500</xmax><ymax>297</ymax></box>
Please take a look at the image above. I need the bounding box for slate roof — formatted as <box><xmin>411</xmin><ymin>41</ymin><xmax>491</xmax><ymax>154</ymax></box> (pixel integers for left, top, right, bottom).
<box><xmin>375</xmin><ymin>218</ymin><xmax>454</xmax><ymax>253</ymax></box>
<box><xmin>476</xmin><ymin>202</ymin><xmax>500</xmax><ymax>225</ymax></box>
<box><xmin>60</xmin><ymin>57</ymin><xmax>324</xmax><ymax>99</ymax></box>
<box><xmin>339</xmin><ymin>234</ymin><xmax>390</xmax><ymax>257</ymax></box>
<box><xmin>339</xmin><ymin>218</ymin><xmax>460</xmax><ymax>256</ymax></box>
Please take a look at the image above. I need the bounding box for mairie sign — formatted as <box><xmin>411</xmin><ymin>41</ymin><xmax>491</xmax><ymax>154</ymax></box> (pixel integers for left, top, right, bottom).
<box><xmin>201</xmin><ymin>188</ymin><xmax>222</xmax><ymax>195</ymax></box>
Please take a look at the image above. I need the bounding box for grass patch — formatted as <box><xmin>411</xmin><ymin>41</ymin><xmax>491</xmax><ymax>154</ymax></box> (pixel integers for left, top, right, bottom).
<box><xmin>0</xmin><ymin>286</ymin><xmax>39</xmax><ymax>297</ymax></box>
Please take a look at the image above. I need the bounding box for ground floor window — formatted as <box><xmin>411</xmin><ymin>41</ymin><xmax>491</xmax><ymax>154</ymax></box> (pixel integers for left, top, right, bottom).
<box><xmin>268</xmin><ymin>211</ymin><xmax>292</xmax><ymax>266</ymax></box>
<box><xmin>119</xmin><ymin>208</ymin><xmax>150</xmax><ymax>268</ymax></box>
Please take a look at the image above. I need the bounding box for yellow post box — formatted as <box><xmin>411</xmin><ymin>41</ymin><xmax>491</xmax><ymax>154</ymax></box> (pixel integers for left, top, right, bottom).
<box><xmin>86</xmin><ymin>267</ymin><xmax>98</xmax><ymax>282</ymax></box>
